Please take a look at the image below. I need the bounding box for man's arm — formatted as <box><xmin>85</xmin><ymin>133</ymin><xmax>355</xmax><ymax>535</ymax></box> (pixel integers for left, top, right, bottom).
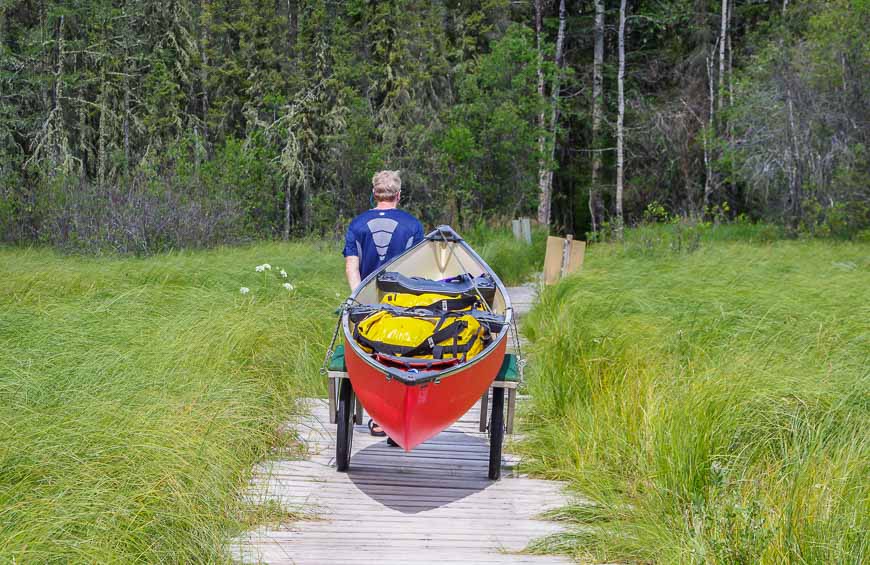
<box><xmin>345</xmin><ymin>255</ymin><xmax>361</xmax><ymax>291</ymax></box>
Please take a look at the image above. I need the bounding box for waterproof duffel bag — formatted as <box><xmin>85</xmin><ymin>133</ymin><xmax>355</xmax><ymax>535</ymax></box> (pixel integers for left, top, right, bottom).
<box><xmin>353</xmin><ymin>309</ymin><xmax>489</xmax><ymax>370</ymax></box>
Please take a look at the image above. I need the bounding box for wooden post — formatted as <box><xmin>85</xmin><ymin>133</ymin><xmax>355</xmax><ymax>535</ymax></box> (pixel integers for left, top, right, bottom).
<box><xmin>561</xmin><ymin>234</ymin><xmax>573</xmax><ymax>278</ymax></box>
<box><xmin>479</xmin><ymin>391</ymin><xmax>489</xmax><ymax>432</ymax></box>
<box><xmin>520</xmin><ymin>218</ymin><xmax>532</xmax><ymax>244</ymax></box>
<box><xmin>511</xmin><ymin>219</ymin><xmax>522</xmax><ymax>242</ymax></box>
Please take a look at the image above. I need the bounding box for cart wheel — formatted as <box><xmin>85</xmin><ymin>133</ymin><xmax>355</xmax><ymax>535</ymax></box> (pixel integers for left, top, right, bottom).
<box><xmin>336</xmin><ymin>378</ymin><xmax>355</xmax><ymax>472</ymax></box>
<box><xmin>488</xmin><ymin>387</ymin><xmax>505</xmax><ymax>480</ymax></box>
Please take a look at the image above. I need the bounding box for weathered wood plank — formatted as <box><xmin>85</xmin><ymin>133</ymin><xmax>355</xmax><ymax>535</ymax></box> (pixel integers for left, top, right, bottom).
<box><xmin>232</xmin><ymin>396</ymin><xmax>574</xmax><ymax>564</ymax></box>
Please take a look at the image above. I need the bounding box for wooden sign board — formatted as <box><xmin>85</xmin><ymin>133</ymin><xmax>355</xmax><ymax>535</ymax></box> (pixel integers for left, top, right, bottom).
<box><xmin>543</xmin><ymin>235</ymin><xmax>585</xmax><ymax>285</ymax></box>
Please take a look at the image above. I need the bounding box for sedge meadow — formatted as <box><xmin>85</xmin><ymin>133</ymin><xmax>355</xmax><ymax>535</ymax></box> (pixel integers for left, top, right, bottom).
<box><xmin>1</xmin><ymin>226</ymin><xmax>867</xmax><ymax>563</ymax></box>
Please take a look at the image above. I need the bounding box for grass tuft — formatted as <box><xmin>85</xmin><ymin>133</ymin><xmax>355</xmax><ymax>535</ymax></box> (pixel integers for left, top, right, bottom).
<box><xmin>0</xmin><ymin>243</ymin><xmax>343</xmax><ymax>562</ymax></box>
<box><xmin>520</xmin><ymin>236</ymin><xmax>869</xmax><ymax>563</ymax></box>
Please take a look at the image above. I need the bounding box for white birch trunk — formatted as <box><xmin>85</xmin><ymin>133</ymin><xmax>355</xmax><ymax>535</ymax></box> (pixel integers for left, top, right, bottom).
<box><xmin>537</xmin><ymin>0</ymin><xmax>567</xmax><ymax>227</ymax></box>
<box><xmin>535</xmin><ymin>0</ymin><xmax>547</xmax><ymax>224</ymax></box>
<box><xmin>589</xmin><ymin>0</ymin><xmax>605</xmax><ymax>234</ymax></box>
<box><xmin>615</xmin><ymin>0</ymin><xmax>626</xmax><ymax>240</ymax></box>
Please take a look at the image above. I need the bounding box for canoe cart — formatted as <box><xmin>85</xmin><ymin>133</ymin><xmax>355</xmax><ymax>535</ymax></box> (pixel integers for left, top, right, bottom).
<box><xmin>321</xmin><ymin>226</ymin><xmax>524</xmax><ymax>480</ymax></box>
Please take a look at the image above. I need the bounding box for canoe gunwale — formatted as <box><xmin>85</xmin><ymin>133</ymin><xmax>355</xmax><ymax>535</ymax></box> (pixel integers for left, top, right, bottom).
<box><xmin>342</xmin><ymin>225</ymin><xmax>513</xmax><ymax>387</ymax></box>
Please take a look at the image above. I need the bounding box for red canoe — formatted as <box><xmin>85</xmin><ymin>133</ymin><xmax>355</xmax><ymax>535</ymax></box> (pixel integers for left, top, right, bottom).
<box><xmin>341</xmin><ymin>226</ymin><xmax>512</xmax><ymax>451</ymax></box>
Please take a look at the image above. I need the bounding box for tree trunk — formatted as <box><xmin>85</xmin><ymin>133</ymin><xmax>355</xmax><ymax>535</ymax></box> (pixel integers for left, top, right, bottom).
<box><xmin>537</xmin><ymin>0</ymin><xmax>567</xmax><ymax>227</ymax></box>
<box><xmin>786</xmin><ymin>93</ymin><xmax>802</xmax><ymax>230</ymax></box>
<box><xmin>727</xmin><ymin>0</ymin><xmax>734</xmax><ymax>108</ymax></box>
<box><xmin>589</xmin><ymin>0</ymin><xmax>605</xmax><ymax>234</ymax></box>
<box><xmin>98</xmin><ymin>72</ymin><xmax>108</xmax><ymax>190</ymax></box>
<box><xmin>283</xmin><ymin>179</ymin><xmax>291</xmax><ymax>241</ymax></box>
<box><xmin>703</xmin><ymin>49</ymin><xmax>715</xmax><ymax>210</ymax></box>
<box><xmin>615</xmin><ymin>0</ymin><xmax>626</xmax><ymax>240</ymax></box>
<box><xmin>200</xmin><ymin>0</ymin><xmax>211</xmax><ymax>151</ymax></box>
<box><xmin>123</xmin><ymin>75</ymin><xmax>130</xmax><ymax>175</ymax></box>
<box><xmin>535</xmin><ymin>0</ymin><xmax>547</xmax><ymax>224</ymax></box>
<box><xmin>288</xmin><ymin>0</ymin><xmax>298</xmax><ymax>56</ymax></box>
<box><xmin>718</xmin><ymin>0</ymin><xmax>728</xmax><ymax>114</ymax></box>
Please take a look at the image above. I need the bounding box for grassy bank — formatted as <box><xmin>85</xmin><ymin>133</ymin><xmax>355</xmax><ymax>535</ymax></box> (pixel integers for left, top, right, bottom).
<box><xmin>521</xmin><ymin>231</ymin><xmax>868</xmax><ymax>563</ymax></box>
<box><xmin>0</xmin><ymin>243</ymin><xmax>343</xmax><ymax>562</ymax></box>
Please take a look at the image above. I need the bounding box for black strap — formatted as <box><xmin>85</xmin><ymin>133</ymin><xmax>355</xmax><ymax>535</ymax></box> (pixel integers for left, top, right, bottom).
<box><xmin>347</xmin><ymin>304</ymin><xmax>505</xmax><ymax>332</ymax></box>
<box><xmin>420</xmin><ymin>295</ymin><xmax>479</xmax><ymax>311</ymax></box>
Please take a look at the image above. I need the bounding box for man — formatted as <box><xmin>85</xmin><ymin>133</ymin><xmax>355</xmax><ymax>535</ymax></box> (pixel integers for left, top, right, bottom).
<box><xmin>344</xmin><ymin>170</ymin><xmax>423</xmax><ymax>288</ymax></box>
<box><xmin>343</xmin><ymin>170</ymin><xmax>424</xmax><ymax>440</ymax></box>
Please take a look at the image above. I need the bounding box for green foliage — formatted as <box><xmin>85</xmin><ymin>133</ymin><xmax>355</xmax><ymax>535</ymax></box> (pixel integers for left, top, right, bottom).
<box><xmin>0</xmin><ymin>242</ymin><xmax>344</xmax><ymax>561</ymax></box>
<box><xmin>520</xmin><ymin>235</ymin><xmax>869</xmax><ymax>563</ymax></box>
<box><xmin>465</xmin><ymin>222</ymin><xmax>547</xmax><ymax>285</ymax></box>
<box><xmin>723</xmin><ymin>0</ymin><xmax>870</xmax><ymax>237</ymax></box>
<box><xmin>2</xmin><ymin>0</ymin><xmax>867</xmax><ymax>244</ymax></box>
<box><xmin>1</xmin><ymin>0</ymin><xmax>548</xmax><ymax>247</ymax></box>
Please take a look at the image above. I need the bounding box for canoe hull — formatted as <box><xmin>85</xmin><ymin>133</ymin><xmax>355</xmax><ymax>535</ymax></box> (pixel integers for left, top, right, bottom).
<box><xmin>345</xmin><ymin>335</ymin><xmax>507</xmax><ymax>451</ymax></box>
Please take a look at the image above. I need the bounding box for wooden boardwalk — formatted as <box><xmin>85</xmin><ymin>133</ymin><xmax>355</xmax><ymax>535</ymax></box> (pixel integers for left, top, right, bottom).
<box><xmin>233</xmin><ymin>284</ymin><xmax>573</xmax><ymax>564</ymax></box>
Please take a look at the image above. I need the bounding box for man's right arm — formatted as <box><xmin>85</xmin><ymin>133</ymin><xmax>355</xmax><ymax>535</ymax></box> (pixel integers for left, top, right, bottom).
<box><xmin>345</xmin><ymin>256</ymin><xmax>361</xmax><ymax>291</ymax></box>
<box><xmin>343</xmin><ymin>224</ymin><xmax>362</xmax><ymax>291</ymax></box>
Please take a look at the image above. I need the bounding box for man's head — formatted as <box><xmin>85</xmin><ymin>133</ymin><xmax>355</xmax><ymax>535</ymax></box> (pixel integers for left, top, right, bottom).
<box><xmin>372</xmin><ymin>170</ymin><xmax>401</xmax><ymax>203</ymax></box>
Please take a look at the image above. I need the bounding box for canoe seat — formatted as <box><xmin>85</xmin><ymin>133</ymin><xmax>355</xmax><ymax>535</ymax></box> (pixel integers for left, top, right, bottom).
<box><xmin>328</xmin><ymin>345</ymin><xmax>347</xmax><ymax>372</ymax></box>
<box><xmin>495</xmin><ymin>353</ymin><xmax>520</xmax><ymax>383</ymax></box>
<box><xmin>376</xmin><ymin>271</ymin><xmax>496</xmax><ymax>303</ymax></box>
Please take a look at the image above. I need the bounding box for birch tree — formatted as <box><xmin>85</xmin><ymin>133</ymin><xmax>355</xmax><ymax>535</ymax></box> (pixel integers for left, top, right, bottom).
<box><xmin>615</xmin><ymin>0</ymin><xmax>626</xmax><ymax>239</ymax></box>
<box><xmin>537</xmin><ymin>0</ymin><xmax>567</xmax><ymax>227</ymax></box>
<box><xmin>535</xmin><ymin>0</ymin><xmax>547</xmax><ymax>224</ymax></box>
<box><xmin>589</xmin><ymin>0</ymin><xmax>605</xmax><ymax>233</ymax></box>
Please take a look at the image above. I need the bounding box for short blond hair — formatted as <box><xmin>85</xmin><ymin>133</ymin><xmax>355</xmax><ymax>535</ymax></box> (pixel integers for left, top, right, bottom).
<box><xmin>372</xmin><ymin>170</ymin><xmax>401</xmax><ymax>202</ymax></box>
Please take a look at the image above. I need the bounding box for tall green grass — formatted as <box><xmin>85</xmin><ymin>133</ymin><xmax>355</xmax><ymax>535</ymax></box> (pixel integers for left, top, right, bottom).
<box><xmin>0</xmin><ymin>242</ymin><xmax>344</xmax><ymax>562</ymax></box>
<box><xmin>465</xmin><ymin>223</ymin><xmax>547</xmax><ymax>285</ymax></box>
<box><xmin>521</xmin><ymin>236</ymin><xmax>869</xmax><ymax>563</ymax></box>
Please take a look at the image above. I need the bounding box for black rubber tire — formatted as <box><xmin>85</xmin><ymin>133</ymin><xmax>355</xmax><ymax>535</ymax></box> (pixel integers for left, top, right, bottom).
<box><xmin>336</xmin><ymin>379</ymin><xmax>354</xmax><ymax>472</ymax></box>
<box><xmin>488</xmin><ymin>387</ymin><xmax>505</xmax><ymax>480</ymax></box>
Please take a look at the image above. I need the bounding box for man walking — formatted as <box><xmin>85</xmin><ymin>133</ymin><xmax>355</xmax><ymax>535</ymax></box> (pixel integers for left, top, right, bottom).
<box><xmin>343</xmin><ymin>170</ymin><xmax>424</xmax><ymax>440</ymax></box>
<box><xmin>344</xmin><ymin>170</ymin><xmax>423</xmax><ymax>289</ymax></box>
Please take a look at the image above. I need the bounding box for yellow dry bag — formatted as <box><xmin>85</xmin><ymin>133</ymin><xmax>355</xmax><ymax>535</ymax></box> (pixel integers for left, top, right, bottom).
<box><xmin>354</xmin><ymin>310</ymin><xmax>486</xmax><ymax>361</ymax></box>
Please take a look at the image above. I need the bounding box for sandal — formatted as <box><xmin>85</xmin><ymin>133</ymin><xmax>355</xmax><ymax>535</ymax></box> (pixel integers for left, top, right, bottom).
<box><xmin>386</xmin><ymin>436</ymin><xmax>399</xmax><ymax>448</ymax></box>
<box><xmin>368</xmin><ymin>419</ymin><xmax>386</xmax><ymax>437</ymax></box>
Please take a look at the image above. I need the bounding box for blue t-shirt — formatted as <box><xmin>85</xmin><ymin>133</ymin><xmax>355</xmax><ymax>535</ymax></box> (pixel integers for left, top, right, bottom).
<box><xmin>343</xmin><ymin>208</ymin><xmax>424</xmax><ymax>280</ymax></box>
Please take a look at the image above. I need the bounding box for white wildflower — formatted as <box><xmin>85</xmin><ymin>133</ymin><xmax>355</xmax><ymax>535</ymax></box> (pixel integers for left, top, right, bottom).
<box><xmin>255</xmin><ymin>265</ymin><xmax>265</xmax><ymax>273</ymax></box>
<box><xmin>335</xmin><ymin>292</ymin><xmax>341</xmax><ymax>298</ymax></box>
<box><xmin>280</xmin><ymin>269</ymin><xmax>288</xmax><ymax>278</ymax></box>
<box><xmin>283</xmin><ymin>282</ymin><xmax>294</xmax><ymax>291</ymax></box>
<box><xmin>240</xmin><ymin>287</ymin><xmax>250</xmax><ymax>295</ymax></box>
<box><xmin>263</xmin><ymin>263</ymin><xmax>272</xmax><ymax>270</ymax></box>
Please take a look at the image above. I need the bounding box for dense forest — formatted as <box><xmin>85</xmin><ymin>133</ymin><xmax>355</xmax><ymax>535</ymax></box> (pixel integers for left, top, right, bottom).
<box><xmin>1</xmin><ymin>0</ymin><xmax>867</xmax><ymax>251</ymax></box>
